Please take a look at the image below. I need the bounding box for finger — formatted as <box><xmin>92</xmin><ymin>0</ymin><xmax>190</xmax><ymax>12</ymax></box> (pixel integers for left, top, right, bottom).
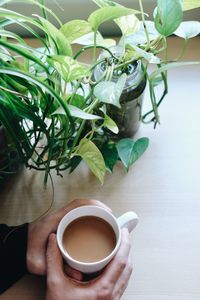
<box><xmin>64</xmin><ymin>265</ymin><xmax>83</xmax><ymax>281</ymax></box>
<box><xmin>99</xmin><ymin>228</ymin><xmax>131</xmax><ymax>285</ymax></box>
<box><xmin>46</xmin><ymin>233</ymin><xmax>65</xmax><ymax>283</ymax></box>
<box><xmin>112</xmin><ymin>253</ymin><xmax>133</xmax><ymax>299</ymax></box>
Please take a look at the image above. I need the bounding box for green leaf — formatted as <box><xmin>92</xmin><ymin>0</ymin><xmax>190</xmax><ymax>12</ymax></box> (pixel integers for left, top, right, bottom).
<box><xmin>73</xmin><ymin>31</ymin><xmax>116</xmax><ymax>47</ymax></box>
<box><xmin>115</xmin><ymin>14</ymin><xmax>140</xmax><ymax>36</ymax></box>
<box><xmin>0</xmin><ymin>67</ymin><xmax>72</xmax><ymax>123</ymax></box>
<box><xmin>101</xmin><ymin>142</ymin><xmax>118</xmax><ymax>172</ymax></box>
<box><xmin>88</xmin><ymin>6</ymin><xmax>139</xmax><ymax>32</ymax></box>
<box><xmin>94</xmin><ymin>74</ymin><xmax>127</xmax><ymax>108</ymax></box>
<box><xmin>154</xmin><ymin>0</ymin><xmax>183</xmax><ymax>36</ymax></box>
<box><xmin>0</xmin><ymin>8</ymin><xmax>46</xmax><ymax>32</ymax></box>
<box><xmin>39</xmin><ymin>17</ymin><xmax>72</xmax><ymax>56</ymax></box>
<box><xmin>0</xmin><ymin>1</ymin><xmax>62</xmax><ymax>26</ymax></box>
<box><xmin>53</xmin><ymin>105</ymin><xmax>102</xmax><ymax>120</ymax></box>
<box><xmin>0</xmin><ymin>39</ymin><xmax>49</xmax><ymax>72</ymax></box>
<box><xmin>0</xmin><ymin>29</ymin><xmax>25</xmax><ymax>44</ymax></box>
<box><xmin>123</xmin><ymin>21</ymin><xmax>160</xmax><ymax>46</ymax></box>
<box><xmin>69</xmin><ymin>156</ymin><xmax>82</xmax><ymax>173</ymax></box>
<box><xmin>0</xmin><ymin>8</ymin><xmax>50</xmax><ymax>49</ymax></box>
<box><xmin>103</xmin><ymin>115</ymin><xmax>119</xmax><ymax>134</ymax></box>
<box><xmin>96</xmin><ymin>37</ymin><xmax>116</xmax><ymax>47</ymax></box>
<box><xmin>47</xmin><ymin>55</ymin><xmax>89</xmax><ymax>82</ymax></box>
<box><xmin>126</xmin><ymin>44</ymin><xmax>160</xmax><ymax>63</ymax></box>
<box><xmin>183</xmin><ymin>0</ymin><xmax>200</xmax><ymax>10</ymax></box>
<box><xmin>116</xmin><ymin>137</ymin><xmax>149</xmax><ymax>170</ymax></box>
<box><xmin>76</xmin><ymin>139</ymin><xmax>106</xmax><ymax>183</ymax></box>
<box><xmin>174</xmin><ymin>21</ymin><xmax>200</xmax><ymax>39</ymax></box>
<box><xmin>92</xmin><ymin>0</ymin><xmax>140</xmax><ymax>36</ymax></box>
<box><xmin>69</xmin><ymin>94</ymin><xmax>85</xmax><ymax>108</ymax></box>
<box><xmin>60</xmin><ymin>20</ymin><xmax>92</xmax><ymax>43</ymax></box>
<box><xmin>0</xmin><ymin>52</ymin><xmax>11</xmax><ymax>61</ymax></box>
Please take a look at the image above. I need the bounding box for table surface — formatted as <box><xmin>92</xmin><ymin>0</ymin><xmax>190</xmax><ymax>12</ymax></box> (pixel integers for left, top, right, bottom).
<box><xmin>0</xmin><ymin>37</ymin><xmax>200</xmax><ymax>300</ymax></box>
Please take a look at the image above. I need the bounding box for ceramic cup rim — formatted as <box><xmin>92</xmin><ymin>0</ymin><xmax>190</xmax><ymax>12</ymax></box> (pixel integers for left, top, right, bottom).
<box><xmin>57</xmin><ymin>205</ymin><xmax>121</xmax><ymax>266</ymax></box>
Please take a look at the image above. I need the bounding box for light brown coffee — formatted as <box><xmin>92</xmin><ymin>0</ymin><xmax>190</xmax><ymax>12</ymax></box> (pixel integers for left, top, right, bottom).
<box><xmin>62</xmin><ymin>216</ymin><xmax>116</xmax><ymax>263</ymax></box>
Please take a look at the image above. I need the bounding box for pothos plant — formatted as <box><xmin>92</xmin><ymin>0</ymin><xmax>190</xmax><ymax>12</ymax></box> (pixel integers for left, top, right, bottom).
<box><xmin>0</xmin><ymin>0</ymin><xmax>199</xmax><ymax>185</ymax></box>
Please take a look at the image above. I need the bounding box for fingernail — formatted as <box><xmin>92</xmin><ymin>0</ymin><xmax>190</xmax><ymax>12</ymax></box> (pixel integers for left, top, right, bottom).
<box><xmin>49</xmin><ymin>233</ymin><xmax>56</xmax><ymax>242</ymax></box>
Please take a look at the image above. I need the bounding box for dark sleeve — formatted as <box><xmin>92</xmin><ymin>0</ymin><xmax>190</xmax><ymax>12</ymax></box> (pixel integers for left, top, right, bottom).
<box><xmin>0</xmin><ymin>223</ymin><xmax>29</xmax><ymax>294</ymax></box>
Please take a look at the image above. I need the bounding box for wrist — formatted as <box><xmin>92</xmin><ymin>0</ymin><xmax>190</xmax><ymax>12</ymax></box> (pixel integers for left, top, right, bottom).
<box><xmin>26</xmin><ymin>221</ymin><xmax>45</xmax><ymax>275</ymax></box>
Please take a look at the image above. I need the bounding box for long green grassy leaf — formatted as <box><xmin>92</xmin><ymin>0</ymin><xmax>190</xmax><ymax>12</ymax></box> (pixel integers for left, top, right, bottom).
<box><xmin>0</xmin><ymin>0</ymin><xmax>62</xmax><ymax>26</ymax></box>
<box><xmin>0</xmin><ymin>39</ymin><xmax>49</xmax><ymax>72</ymax></box>
<box><xmin>0</xmin><ymin>67</ymin><xmax>73</xmax><ymax>128</ymax></box>
<box><xmin>0</xmin><ymin>29</ymin><xmax>26</xmax><ymax>44</ymax></box>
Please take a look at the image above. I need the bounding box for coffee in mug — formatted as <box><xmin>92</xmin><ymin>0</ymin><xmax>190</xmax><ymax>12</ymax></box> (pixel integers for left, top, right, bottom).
<box><xmin>62</xmin><ymin>216</ymin><xmax>116</xmax><ymax>263</ymax></box>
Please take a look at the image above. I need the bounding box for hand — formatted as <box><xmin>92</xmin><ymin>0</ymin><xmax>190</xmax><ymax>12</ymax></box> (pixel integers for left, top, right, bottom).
<box><xmin>45</xmin><ymin>228</ymin><xmax>133</xmax><ymax>300</ymax></box>
<box><xmin>27</xmin><ymin>199</ymin><xmax>111</xmax><ymax>275</ymax></box>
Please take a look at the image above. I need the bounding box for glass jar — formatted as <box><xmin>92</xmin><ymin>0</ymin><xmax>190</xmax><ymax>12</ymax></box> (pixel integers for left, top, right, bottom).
<box><xmin>93</xmin><ymin>48</ymin><xmax>146</xmax><ymax>138</ymax></box>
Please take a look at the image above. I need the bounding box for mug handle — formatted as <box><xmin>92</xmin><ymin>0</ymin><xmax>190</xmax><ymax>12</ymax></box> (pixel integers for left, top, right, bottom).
<box><xmin>117</xmin><ymin>211</ymin><xmax>139</xmax><ymax>233</ymax></box>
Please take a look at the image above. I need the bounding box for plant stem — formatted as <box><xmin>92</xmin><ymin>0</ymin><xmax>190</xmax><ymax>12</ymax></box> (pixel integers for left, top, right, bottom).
<box><xmin>163</xmin><ymin>37</ymin><xmax>168</xmax><ymax>80</ymax></box>
<box><xmin>139</xmin><ymin>0</ymin><xmax>150</xmax><ymax>50</ymax></box>
<box><xmin>93</xmin><ymin>30</ymin><xmax>97</xmax><ymax>64</ymax></box>
<box><xmin>142</xmin><ymin>69</ymin><xmax>168</xmax><ymax>124</ymax></box>
<box><xmin>40</xmin><ymin>0</ymin><xmax>48</xmax><ymax>20</ymax></box>
<box><xmin>74</xmin><ymin>45</ymin><xmax>116</xmax><ymax>60</ymax></box>
<box><xmin>175</xmin><ymin>39</ymin><xmax>188</xmax><ymax>61</ymax></box>
<box><xmin>68</xmin><ymin>79</ymin><xmax>82</xmax><ymax>104</ymax></box>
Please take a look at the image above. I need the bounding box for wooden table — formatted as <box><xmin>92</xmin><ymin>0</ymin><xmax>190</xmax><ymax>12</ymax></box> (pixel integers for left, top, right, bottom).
<box><xmin>0</xmin><ymin>37</ymin><xmax>200</xmax><ymax>300</ymax></box>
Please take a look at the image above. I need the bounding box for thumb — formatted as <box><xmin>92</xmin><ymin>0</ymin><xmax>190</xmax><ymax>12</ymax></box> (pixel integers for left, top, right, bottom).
<box><xmin>46</xmin><ymin>233</ymin><xmax>64</xmax><ymax>282</ymax></box>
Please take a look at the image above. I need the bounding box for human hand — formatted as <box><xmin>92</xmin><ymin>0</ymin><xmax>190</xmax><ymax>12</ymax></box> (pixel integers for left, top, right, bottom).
<box><xmin>45</xmin><ymin>228</ymin><xmax>133</xmax><ymax>300</ymax></box>
<box><xmin>27</xmin><ymin>199</ymin><xmax>111</xmax><ymax>275</ymax></box>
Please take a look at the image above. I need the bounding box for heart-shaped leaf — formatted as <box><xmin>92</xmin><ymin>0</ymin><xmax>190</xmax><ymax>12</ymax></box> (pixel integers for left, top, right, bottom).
<box><xmin>174</xmin><ymin>21</ymin><xmax>200</xmax><ymax>39</ymax></box>
<box><xmin>116</xmin><ymin>137</ymin><xmax>149</xmax><ymax>170</ymax></box>
<box><xmin>123</xmin><ymin>21</ymin><xmax>160</xmax><ymax>46</ymax></box>
<box><xmin>116</xmin><ymin>14</ymin><xmax>140</xmax><ymax>36</ymax></box>
<box><xmin>76</xmin><ymin>139</ymin><xmax>106</xmax><ymax>183</ymax></box>
<box><xmin>94</xmin><ymin>74</ymin><xmax>127</xmax><ymax>108</ymax></box>
<box><xmin>154</xmin><ymin>0</ymin><xmax>183</xmax><ymax>37</ymax></box>
<box><xmin>92</xmin><ymin>0</ymin><xmax>140</xmax><ymax>36</ymax></box>
<box><xmin>39</xmin><ymin>17</ymin><xmax>72</xmax><ymax>56</ymax></box>
<box><xmin>101</xmin><ymin>142</ymin><xmax>119</xmax><ymax>172</ymax></box>
<box><xmin>88</xmin><ymin>6</ymin><xmax>139</xmax><ymax>32</ymax></box>
<box><xmin>60</xmin><ymin>20</ymin><xmax>92</xmax><ymax>43</ymax></box>
<box><xmin>47</xmin><ymin>55</ymin><xmax>89</xmax><ymax>82</ymax></box>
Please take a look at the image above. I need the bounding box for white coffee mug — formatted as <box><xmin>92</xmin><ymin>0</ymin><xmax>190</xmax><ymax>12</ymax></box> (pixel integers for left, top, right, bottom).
<box><xmin>57</xmin><ymin>205</ymin><xmax>138</xmax><ymax>273</ymax></box>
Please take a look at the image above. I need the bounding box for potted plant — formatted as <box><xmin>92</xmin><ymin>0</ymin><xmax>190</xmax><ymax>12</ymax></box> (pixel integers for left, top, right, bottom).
<box><xmin>0</xmin><ymin>0</ymin><xmax>199</xmax><ymax>186</ymax></box>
